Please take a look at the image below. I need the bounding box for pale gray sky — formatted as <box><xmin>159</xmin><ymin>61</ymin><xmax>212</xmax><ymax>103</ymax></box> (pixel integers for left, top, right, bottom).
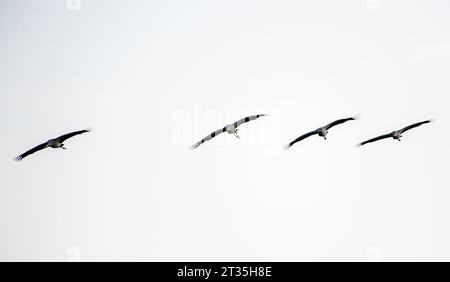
<box><xmin>1</xmin><ymin>0</ymin><xmax>449</xmax><ymax>261</ymax></box>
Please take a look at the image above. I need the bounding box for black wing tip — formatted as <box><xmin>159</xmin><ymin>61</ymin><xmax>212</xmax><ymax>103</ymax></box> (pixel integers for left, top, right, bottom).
<box><xmin>414</xmin><ymin>119</ymin><xmax>433</xmax><ymax>126</ymax></box>
<box><xmin>352</xmin><ymin>113</ymin><xmax>361</xmax><ymax>120</ymax></box>
<box><xmin>13</xmin><ymin>156</ymin><xmax>23</xmax><ymax>161</ymax></box>
<box><xmin>283</xmin><ymin>144</ymin><xmax>291</xmax><ymax>150</ymax></box>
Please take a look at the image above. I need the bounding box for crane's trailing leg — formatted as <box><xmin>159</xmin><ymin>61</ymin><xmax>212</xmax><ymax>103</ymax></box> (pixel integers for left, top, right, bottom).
<box><xmin>233</xmin><ymin>129</ymin><xmax>240</xmax><ymax>139</ymax></box>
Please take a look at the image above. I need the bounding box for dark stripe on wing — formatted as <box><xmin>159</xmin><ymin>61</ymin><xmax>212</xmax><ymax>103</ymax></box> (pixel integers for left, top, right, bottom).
<box><xmin>235</xmin><ymin>114</ymin><xmax>266</xmax><ymax>127</ymax></box>
<box><xmin>191</xmin><ymin>128</ymin><xmax>226</xmax><ymax>149</ymax></box>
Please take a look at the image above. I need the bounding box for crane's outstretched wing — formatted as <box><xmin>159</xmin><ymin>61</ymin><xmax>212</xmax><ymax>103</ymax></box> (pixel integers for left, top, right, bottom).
<box><xmin>14</xmin><ymin>142</ymin><xmax>48</xmax><ymax>161</ymax></box>
<box><xmin>324</xmin><ymin>115</ymin><xmax>359</xmax><ymax>130</ymax></box>
<box><xmin>56</xmin><ymin>128</ymin><xmax>91</xmax><ymax>143</ymax></box>
<box><xmin>233</xmin><ymin>114</ymin><xmax>266</xmax><ymax>128</ymax></box>
<box><xmin>399</xmin><ymin>120</ymin><xmax>432</xmax><ymax>134</ymax></box>
<box><xmin>285</xmin><ymin>130</ymin><xmax>319</xmax><ymax>149</ymax></box>
<box><xmin>358</xmin><ymin>133</ymin><xmax>393</xmax><ymax>146</ymax></box>
<box><xmin>191</xmin><ymin>127</ymin><xmax>227</xmax><ymax>149</ymax></box>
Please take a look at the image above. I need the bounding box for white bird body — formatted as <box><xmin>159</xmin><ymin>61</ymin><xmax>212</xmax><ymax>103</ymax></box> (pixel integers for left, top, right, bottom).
<box><xmin>226</xmin><ymin>123</ymin><xmax>241</xmax><ymax>138</ymax></box>
<box><xmin>226</xmin><ymin>124</ymin><xmax>237</xmax><ymax>134</ymax></box>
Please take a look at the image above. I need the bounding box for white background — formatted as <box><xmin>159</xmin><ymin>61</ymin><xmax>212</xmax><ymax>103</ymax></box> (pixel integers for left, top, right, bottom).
<box><xmin>0</xmin><ymin>0</ymin><xmax>449</xmax><ymax>261</ymax></box>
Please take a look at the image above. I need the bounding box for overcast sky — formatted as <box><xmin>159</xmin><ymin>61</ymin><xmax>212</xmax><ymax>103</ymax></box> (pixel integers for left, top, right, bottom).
<box><xmin>1</xmin><ymin>0</ymin><xmax>450</xmax><ymax>261</ymax></box>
